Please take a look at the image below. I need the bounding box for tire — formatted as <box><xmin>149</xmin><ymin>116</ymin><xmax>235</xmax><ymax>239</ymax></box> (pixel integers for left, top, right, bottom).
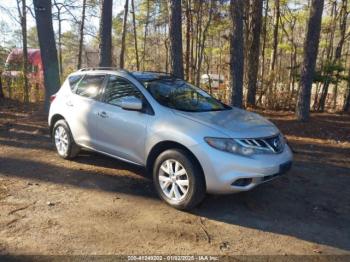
<box><xmin>153</xmin><ymin>149</ymin><xmax>206</xmax><ymax>210</ymax></box>
<box><xmin>52</xmin><ymin>119</ymin><xmax>80</xmax><ymax>159</ymax></box>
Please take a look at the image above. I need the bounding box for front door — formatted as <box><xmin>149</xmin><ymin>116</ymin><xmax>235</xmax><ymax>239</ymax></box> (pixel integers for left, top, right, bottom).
<box><xmin>94</xmin><ymin>75</ymin><xmax>150</xmax><ymax>165</ymax></box>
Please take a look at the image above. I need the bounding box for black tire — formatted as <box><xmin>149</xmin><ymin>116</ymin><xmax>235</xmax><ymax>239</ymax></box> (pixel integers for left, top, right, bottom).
<box><xmin>52</xmin><ymin>119</ymin><xmax>80</xmax><ymax>159</ymax></box>
<box><xmin>153</xmin><ymin>149</ymin><xmax>206</xmax><ymax>210</ymax></box>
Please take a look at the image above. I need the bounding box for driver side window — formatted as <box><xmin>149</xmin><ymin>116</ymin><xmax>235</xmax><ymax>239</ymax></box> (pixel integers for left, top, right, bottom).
<box><xmin>104</xmin><ymin>75</ymin><xmax>143</xmax><ymax>107</ymax></box>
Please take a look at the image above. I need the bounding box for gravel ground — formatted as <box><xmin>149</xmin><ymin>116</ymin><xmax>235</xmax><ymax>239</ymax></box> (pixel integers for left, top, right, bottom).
<box><xmin>0</xmin><ymin>99</ymin><xmax>349</xmax><ymax>256</ymax></box>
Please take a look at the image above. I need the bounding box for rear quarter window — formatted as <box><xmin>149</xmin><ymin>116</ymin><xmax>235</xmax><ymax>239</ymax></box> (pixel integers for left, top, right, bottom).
<box><xmin>75</xmin><ymin>74</ymin><xmax>106</xmax><ymax>99</ymax></box>
<box><xmin>68</xmin><ymin>75</ymin><xmax>83</xmax><ymax>91</ymax></box>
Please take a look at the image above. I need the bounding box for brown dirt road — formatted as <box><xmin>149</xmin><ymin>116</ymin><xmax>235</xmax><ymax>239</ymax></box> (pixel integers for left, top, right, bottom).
<box><xmin>0</xmin><ymin>99</ymin><xmax>350</xmax><ymax>256</ymax></box>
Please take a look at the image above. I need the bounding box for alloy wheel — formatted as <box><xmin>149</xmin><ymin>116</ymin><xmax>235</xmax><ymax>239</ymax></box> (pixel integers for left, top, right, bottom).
<box><xmin>54</xmin><ymin>126</ymin><xmax>69</xmax><ymax>156</ymax></box>
<box><xmin>158</xmin><ymin>159</ymin><xmax>189</xmax><ymax>202</ymax></box>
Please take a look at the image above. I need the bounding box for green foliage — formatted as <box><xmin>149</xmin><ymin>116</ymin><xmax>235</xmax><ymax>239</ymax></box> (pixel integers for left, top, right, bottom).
<box><xmin>323</xmin><ymin>61</ymin><xmax>345</xmax><ymax>74</ymax></box>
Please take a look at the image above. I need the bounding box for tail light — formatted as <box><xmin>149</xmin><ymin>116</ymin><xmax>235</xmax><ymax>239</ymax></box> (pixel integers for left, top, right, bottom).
<box><xmin>50</xmin><ymin>94</ymin><xmax>56</xmax><ymax>103</ymax></box>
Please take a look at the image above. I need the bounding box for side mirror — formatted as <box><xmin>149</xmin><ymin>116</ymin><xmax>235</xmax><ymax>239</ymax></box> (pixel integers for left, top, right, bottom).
<box><xmin>120</xmin><ymin>96</ymin><xmax>143</xmax><ymax>111</ymax></box>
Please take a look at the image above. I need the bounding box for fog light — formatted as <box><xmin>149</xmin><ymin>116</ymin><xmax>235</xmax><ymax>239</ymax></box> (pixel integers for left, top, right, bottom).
<box><xmin>232</xmin><ymin>178</ymin><xmax>252</xmax><ymax>187</ymax></box>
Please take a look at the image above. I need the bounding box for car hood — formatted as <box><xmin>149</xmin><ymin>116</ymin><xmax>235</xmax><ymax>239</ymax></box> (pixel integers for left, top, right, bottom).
<box><xmin>173</xmin><ymin>107</ymin><xmax>279</xmax><ymax>138</ymax></box>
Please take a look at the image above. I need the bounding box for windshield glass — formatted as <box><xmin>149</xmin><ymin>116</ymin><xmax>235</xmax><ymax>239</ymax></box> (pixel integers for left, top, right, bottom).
<box><xmin>143</xmin><ymin>78</ymin><xmax>230</xmax><ymax>112</ymax></box>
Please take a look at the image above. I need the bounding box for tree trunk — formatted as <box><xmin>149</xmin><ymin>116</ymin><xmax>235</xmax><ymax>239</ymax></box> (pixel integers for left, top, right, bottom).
<box><xmin>165</xmin><ymin>38</ymin><xmax>169</xmax><ymax>73</ymax></box>
<box><xmin>343</xmin><ymin>71</ymin><xmax>350</xmax><ymax>112</ymax></box>
<box><xmin>230</xmin><ymin>0</ymin><xmax>244</xmax><ymax>108</ymax></box>
<box><xmin>142</xmin><ymin>0</ymin><xmax>150</xmax><ymax>70</ymax></box>
<box><xmin>317</xmin><ymin>1</ymin><xmax>337</xmax><ymax>111</ymax></box>
<box><xmin>243</xmin><ymin>0</ymin><xmax>250</xmax><ymax>88</ymax></box>
<box><xmin>77</xmin><ymin>0</ymin><xmax>87</xmax><ymax>69</ymax></box>
<box><xmin>258</xmin><ymin>0</ymin><xmax>269</xmax><ymax>106</ymax></box>
<box><xmin>332</xmin><ymin>0</ymin><xmax>347</xmax><ymax>110</ymax></box>
<box><xmin>296</xmin><ymin>0</ymin><xmax>324</xmax><ymax>121</ymax></box>
<box><xmin>131</xmin><ymin>0</ymin><xmax>139</xmax><ymax>70</ymax></box>
<box><xmin>246</xmin><ymin>0</ymin><xmax>263</xmax><ymax>107</ymax></box>
<box><xmin>189</xmin><ymin>6</ymin><xmax>194</xmax><ymax>82</ymax></box>
<box><xmin>185</xmin><ymin>0</ymin><xmax>191</xmax><ymax>80</ymax></box>
<box><xmin>18</xmin><ymin>0</ymin><xmax>29</xmax><ymax>103</ymax></box>
<box><xmin>0</xmin><ymin>73</ymin><xmax>4</xmax><ymax>98</ymax></box>
<box><xmin>270</xmin><ymin>0</ymin><xmax>280</xmax><ymax>72</ymax></box>
<box><xmin>168</xmin><ymin>0</ymin><xmax>184</xmax><ymax>79</ymax></box>
<box><xmin>119</xmin><ymin>0</ymin><xmax>129</xmax><ymax>69</ymax></box>
<box><xmin>23</xmin><ymin>0</ymin><xmax>29</xmax><ymax>102</ymax></box>
<box><xmin>57</xmin><ymin>10</ymin><xmax>63</xmax><ymax>76</ymax></box>
<box><xmin>99</xmin><ymin>0</ymin><xmax>113</xmax><ymax>67</ymax></box>
<box><xmin>192</xmin><ymin>3</ymin><xmax>203</xmax><ymax>82</ymax></box>
<box><xmin>33</xmin><ymin>0</ymin><xmax>61</xmax><ymax>112</ymax></box>
<box><xmin>195</xmin><ymin>1</ymin><xmax>214</xmax><ymax>87</ymax></box>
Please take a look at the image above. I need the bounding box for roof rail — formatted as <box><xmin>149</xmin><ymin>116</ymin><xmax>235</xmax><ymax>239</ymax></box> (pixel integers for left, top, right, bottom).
<box><xmin>139</xmin><ymin>70</ymin><xmax>174</xmax><ymax>76</ymax></box>
<box><xmin>78</xmin><ymin>67</ymin><xmax>130</xmax><ymax>72</ymax></box>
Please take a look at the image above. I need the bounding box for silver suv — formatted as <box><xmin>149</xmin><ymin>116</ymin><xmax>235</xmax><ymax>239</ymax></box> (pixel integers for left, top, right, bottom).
<box><xmin>49</xmin><ymin>68</ymin><xmax>293</xmax><ymax>210</ymax></box>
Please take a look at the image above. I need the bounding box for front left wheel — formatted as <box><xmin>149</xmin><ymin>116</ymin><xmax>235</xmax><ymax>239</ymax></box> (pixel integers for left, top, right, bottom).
<box><xmin>52</xmin><ymin>119</ymin><xmax>80</xmax><ymax>159</ymax></box>
<box><xmin>153</xmin><ymin>149</ymin><xmax>206</xmax><ymax>210</ymax></box>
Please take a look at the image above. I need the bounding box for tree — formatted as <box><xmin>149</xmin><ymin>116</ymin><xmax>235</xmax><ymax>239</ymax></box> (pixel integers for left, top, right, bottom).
<box><xmin>331</xmin><ymin>0</ymin><xmax>348</xmax><ymax>110</ymax></box>
<box><xmin>119</xmin><ymin>0</ymin><xmax>129</xmax><ymax>69</ymax></box>
<box><xmin>0</xmin><ymin>72</ymin><xmax>3</xmax><ymax>98</ymax></box>
<box><xmin>343</xmin><ymin>66</ymin><xmax>350</xmax><ymax>112</ymax></box>
<box><xmin>142</xmin><ymin>0</ymin><xmax>150</xmax><ymax>70</ymax></box>
<box><xmin>168</xmin><ymin>0</ymin><xmax>184</xmax><ymax>79</ymax></box>
<box><xmin>99</xmin><ymin>0</ymin><xmax>113</xmax><ymax>67</ymax></box>
<box><xmin>33</xmin><ymin>0</ymin><xmax>61</xmax><ymax>112</ymax></box>
<box><xmin>52</xmin><ymin>0</ymin><xmax>80</xmax><ymax>76</ymax></box>
<box><xmin>77</xmin><ymin>0</ymin><xmax>87</xmax><ymax>69</ymax></box>
<box><xmin>131</xmin><ymin>0</ymin><xmax>139</xmax><ymax>70</ymax></box>
<box><xmin>296</xmin><ymin>0</ymin><xmax>324</xmax><ymax>121</ymax></box>
<box><xmin>246</xmin><ymin>0</ymin><xmax>263</xmax><ymax>107</ymax></box>
<box><xmin>270</xmin><ymin>0</ymin><xmax>280</xmax><ymax>72</ymax></box>
<box><xmin>185</xmin><ymin>0</ymin><xmax>192</xmax><ymax>80</ymax></box>
<box><xmin>316</xmin><ymin>0</ymin><xmax>337</xmax><ymax>111</ymax></box>
<box><xmin>53</xmin><ymin>0</ymin><xmax>64</xmax><ymax>76</ymax></box>
<box><xmin>230</xmin><ymin>0</ymin><xmax>244</xmax><ymax>108</ymax></box>
<box><xmin>195</xmin><ymin>0</ymin><xmax>214</xmax><ymax>86</ymax></box>
<box><xmin>16</xmin><ymin>0</ymin><xmax>29</xmax><ymax>103</ymax></box>
<box><xmin>258</xmin><ymin>0</ymin><xmax>269</xmax><ymax>106</ymax></box>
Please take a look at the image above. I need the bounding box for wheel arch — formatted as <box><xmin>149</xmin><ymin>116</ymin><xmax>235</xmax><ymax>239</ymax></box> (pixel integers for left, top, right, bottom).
<box><xmin>49</xmin><ymin>114</ymin><xmax>65</xmax><ymax>136</ymax></box>
<box><xmin>146</xmin><ymin>141</ymin><xmax>206</xmax><ymax>187</ymax></box>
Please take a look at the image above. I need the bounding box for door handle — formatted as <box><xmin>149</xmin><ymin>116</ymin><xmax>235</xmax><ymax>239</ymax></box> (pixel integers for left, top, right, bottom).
<box><xmin>66</xmin><ymin>100</ymin><xmax>74</xmax><ymax>107</ymax></box>
<box><xmin>98</xmin><ymin>111</ymin><xmax>108</xmax><ymax>118</ymax></box>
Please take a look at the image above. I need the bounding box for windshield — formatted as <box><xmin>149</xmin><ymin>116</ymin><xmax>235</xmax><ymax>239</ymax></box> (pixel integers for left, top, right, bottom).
<box><xmin>143</xmin><ymin>78</ymin><xmax>230</xmax><ymax>112</ymax></box>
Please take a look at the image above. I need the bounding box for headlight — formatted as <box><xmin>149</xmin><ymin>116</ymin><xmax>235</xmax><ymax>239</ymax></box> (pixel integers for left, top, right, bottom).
<box><xmin>204</xmin><ymin>137</ymin><xmax>255</xmax><ymax>156</ymax></box>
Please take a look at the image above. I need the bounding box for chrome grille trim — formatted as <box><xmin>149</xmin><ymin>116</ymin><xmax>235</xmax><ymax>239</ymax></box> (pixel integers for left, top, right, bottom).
<box><xmin>235</xmin><ymin>134</ymin><xmax>284</xmax><ymax>154</ymax></box>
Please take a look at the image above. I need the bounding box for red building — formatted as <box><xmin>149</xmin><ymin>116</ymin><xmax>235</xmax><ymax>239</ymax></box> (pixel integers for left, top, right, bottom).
<box><xmin>3</xmin><ymin>48</ymin><xmax>44</xmax><ymax>89</ymax></box>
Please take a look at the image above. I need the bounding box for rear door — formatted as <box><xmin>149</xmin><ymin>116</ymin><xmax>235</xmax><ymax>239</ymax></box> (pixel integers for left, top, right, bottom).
<box><xmin>93</xmin><ymin>74</ymin><xmax>151</xmax><ymax>165</ymax></box>
<box><xmin>66</xmin><ymin>74</ymin><xmax>107</xmax><ymax>148</ymax></box>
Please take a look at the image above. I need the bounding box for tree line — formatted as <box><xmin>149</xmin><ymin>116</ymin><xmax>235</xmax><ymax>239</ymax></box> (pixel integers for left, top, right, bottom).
<box><xmin>1</xmin><ymin>0</ymin><xmax>350</xmax><ymax>121</ymax></box>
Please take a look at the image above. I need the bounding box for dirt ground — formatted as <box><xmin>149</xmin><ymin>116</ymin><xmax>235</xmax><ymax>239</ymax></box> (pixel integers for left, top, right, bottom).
<box><xmin>0</xmin><ymin>99</ymin><xmax>349</xmax><ymax>256</ymax></box>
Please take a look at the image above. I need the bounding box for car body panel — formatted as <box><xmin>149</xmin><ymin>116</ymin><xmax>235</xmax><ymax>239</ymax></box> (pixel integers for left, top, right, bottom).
<box><xmin>173</xmin><ymin>108</ymin><xmax>279</xmax><ymax>139</ymax></box>
<box><xmin>93</xmin><ymin>100</ymin><xmax>150</xmax><ymax>165</ymax></box>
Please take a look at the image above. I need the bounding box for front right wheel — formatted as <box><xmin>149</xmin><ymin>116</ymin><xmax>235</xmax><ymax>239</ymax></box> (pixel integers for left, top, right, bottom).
<box><xmin>153</xmin><ymin>149</ymin><xmax>206</xmax><ymax>210</ymax></box>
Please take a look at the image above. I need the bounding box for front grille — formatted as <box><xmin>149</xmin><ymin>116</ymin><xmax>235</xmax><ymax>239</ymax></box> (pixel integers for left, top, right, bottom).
<box><xmin>236</xmin><ymin>134</ymin><xmax>284</xmax><ymax>153</ymax></box>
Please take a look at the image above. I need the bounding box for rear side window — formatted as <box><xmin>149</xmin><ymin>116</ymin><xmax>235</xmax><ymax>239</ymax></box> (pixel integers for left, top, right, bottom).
<box><xmin>103</xmin><ymin>75</ymin><xmax>143</xmax><ymax>107</ymax></box>
<box><xmin>75</xmin><ymin>74</ymin><xmax>106</xmax><ymax>99</ymax></box>
<box><xmin>68</xmin><ymin>75</ymin><xmax>83</xmax><ymax>91</ymax></box>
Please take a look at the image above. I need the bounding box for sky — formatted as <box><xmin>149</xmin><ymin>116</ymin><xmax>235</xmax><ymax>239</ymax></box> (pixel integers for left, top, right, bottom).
<box><xmin>0</xmin><ymin>0</ymin><xmax>125</xmax><ymax>47</ymax></box>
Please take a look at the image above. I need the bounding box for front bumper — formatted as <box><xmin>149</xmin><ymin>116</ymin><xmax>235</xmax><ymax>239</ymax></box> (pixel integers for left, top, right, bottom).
<box><xmin>190</xmin><ymin>142</ymin><xmax>293</xmax><ymax>194</ymax></box>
